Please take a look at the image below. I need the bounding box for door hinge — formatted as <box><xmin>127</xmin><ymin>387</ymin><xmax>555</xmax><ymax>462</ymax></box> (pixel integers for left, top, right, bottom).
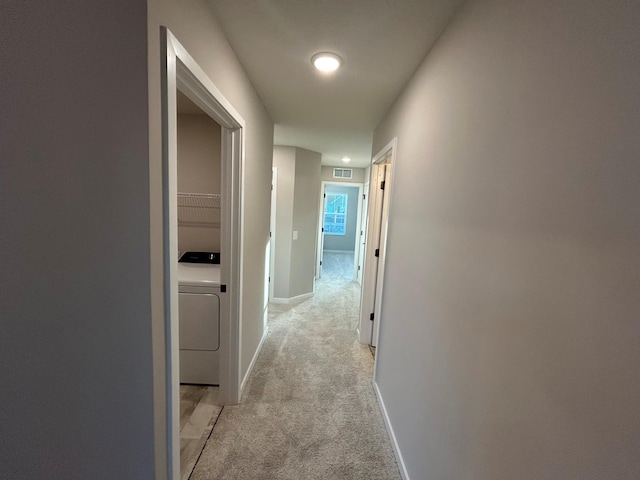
<box><xmin>320</xmin><ymin>261</ymin><xmax>322</xmax><ymax>266</ymax></box>
<box><xmin>363</xmin><ymin>194</ymin><xmax>366</xmax><ymax>200</ymax></box>
<box><xmin>358</xmin><ymin>265</ymin><xmax>361</xmax><ymax>271</ymax></box>
<box><xmin>370</xmin><ymin>312</ymin><xmax>374</xmax><ymax>321</ymax></box>
<box><xmin>321</xmin><ymin>227</ymin><xmax>324</xmax><ymax>232</ymax></box>
<box><xmin>221</xmin><ymin>284</ymin><xmax>227</xmax><ymax>293</ymax></box>
<box><xmin>380</xmin><ymin>180</ymin><xmax>385</xmax><ymax>190</ymax></box>
<box><xmin>375</xmin><ymin>248</ymin><xmax>380</xmax><ymax>257</ymax></box>
<box><xmin>323</xmin><ymin>193</ymin><xmax>326</xmax><ymax>198</ymax></box>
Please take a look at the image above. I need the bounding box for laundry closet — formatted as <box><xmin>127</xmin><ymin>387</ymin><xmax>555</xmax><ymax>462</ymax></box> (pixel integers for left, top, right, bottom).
<box><xmin>176</xmin><ymin>91</ymin><xmax>223</xmax><ymax>385</ymax></box>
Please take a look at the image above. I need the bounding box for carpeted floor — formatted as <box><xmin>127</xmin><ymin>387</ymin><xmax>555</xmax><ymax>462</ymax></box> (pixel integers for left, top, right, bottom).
<box><xmin>190</xmin><ymin>251</ymin><xmax>400</xmax><ymax>479</ymax></box>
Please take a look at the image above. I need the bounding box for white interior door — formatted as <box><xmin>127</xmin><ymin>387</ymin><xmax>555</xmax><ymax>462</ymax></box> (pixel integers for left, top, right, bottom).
<box><xmin>359</xmin><ymin>164</ymin><xmax>386</xmax><ymax>345</ymax></box>
<box><xmin>358</xmin><ymin>138</ymin><xmax>396</xmax><ymax>347</ymax></box>
<box><xmin>371</xmin><ymin>165</ymin><xmax>391</xmax><ymax>347</ymax></box>
<box><xmin>316</xmin><ymin>184</ymin><xmax>329</xmax><ymax>279</ymax></box>
<box><xmin>269</xmin><ymin>168</ymin><xmax>277</xmax><ymax>301</ymax></box>
<box><xmin>357</xmin><ymin>181</ymin><xmax>369</xmax><ymax>285</ymax></box>
<box><xmin>351</xmin><ymin>184</ymin><xmax>364</xmax><ymax>281</ymax></box>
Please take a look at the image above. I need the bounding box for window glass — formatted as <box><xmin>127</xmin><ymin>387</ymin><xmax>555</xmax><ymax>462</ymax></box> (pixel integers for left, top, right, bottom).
<box><xmin>324</xmin><ymin>193</ymin><xmax>347</xmax><ymax>235</ymax></box>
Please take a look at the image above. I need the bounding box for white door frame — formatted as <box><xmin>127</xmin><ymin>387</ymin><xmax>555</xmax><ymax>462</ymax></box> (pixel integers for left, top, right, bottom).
<box><xmin>358</xmin><ymin>138</ymin><xmax>397</xmax><ymax>345</ymax></box>
<box><xmin>357</xmin><ymin>176</ymin><xmax>370</xmax><ymax>285</ymax></box>
<box><xmin>269</xmin><ymin>167</ymin><xmax>277</xmax><ymax>302</ymax></box>
<box><xmin>316</xmin><ymin>181</ymin><xmax>364</xmax><ymax>280</ymax></box>
<box><xmin>160</xmin><ymin>28</ymin><xmax>245</xmax><ymax>479</ymax></box>
<box><xmin>371</xmin><ymin>165</ymin><xmax>391</xmax><ymax>347</ymax></box>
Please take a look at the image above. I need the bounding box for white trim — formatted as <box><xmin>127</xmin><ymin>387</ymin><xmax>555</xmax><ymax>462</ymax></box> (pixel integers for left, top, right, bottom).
<box><xmin>240</xmin><ymin>327</ymin><xmax>269</xmax><ymax>394</ymax></box>
<box><xmin>269</xmin><ymin>168</ymin><xmax>277</xmax><ymax>302</ymax></box>
<box><xmin>160</xmin><ymin>28</ymin><xmax>245</xmax><ymax>478</ymax></box>
<box><xmin>316</xmin><ymin>185</ymin><xmax>325</xmax><ymax>279</ymax></box>
<box><xmin>359</xmin><ymin>137</ymin><xmax>398</xmax><ymax>345</ymax></box>
<box><xmin>168</xmin><ymin>30</ymin><xmax>245</xmax><ymax>407</ymax></box>
<box><xmin>159</xmin><ymin>31</ymin><xmax>180</xmax><ymax>479</ymax></box>
<box><xmin>374</xmin><ymin>381</ymin><xmax>410</xmax><ymax>480</ymax></box>
<box><xmin>270</xmin><ymin>292</ymin><xmax>314</xmax><ymax>305</ymax></box>
<box><xmin>357</xmin><ymin>176</ymin><xmax>370</xmax><ymax>285</ymax></box>
<box><xmin>317</xmin><ymin>180</ymin><xmax>364</xmax><ymax>281</ymax></box>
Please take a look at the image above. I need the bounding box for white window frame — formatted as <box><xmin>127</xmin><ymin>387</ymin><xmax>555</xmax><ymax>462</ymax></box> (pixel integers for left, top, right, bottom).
<box><xmin>324</xmin><ymin>192</ymin><xmax>348</xmax><ymax>236</ymax></box>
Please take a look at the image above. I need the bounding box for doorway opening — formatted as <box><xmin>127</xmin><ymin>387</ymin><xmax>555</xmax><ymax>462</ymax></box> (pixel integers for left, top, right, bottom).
<box><xmin>358</xmin><ymin>138</ymin><xmax>397</xmax><ymax>348</ymax></box>
<box><xmin>316</xmin><ymin>181</ymin><xmax>365</xmax><ymax>282</ymax></box>
<box><xmin>160</xmin><ymin>28</ymin><xmax>245</xmax><ymax>479</ymax></box>
<box><xmin>175</xmin><ymin>90</ymin><xmax>223</xmax><ymax>480</ymax></box>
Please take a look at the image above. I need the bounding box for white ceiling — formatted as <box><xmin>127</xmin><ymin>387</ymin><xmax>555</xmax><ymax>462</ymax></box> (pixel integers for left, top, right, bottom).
<box><xmin>207</xmin><ymin>0</ymin><xmax>464</xmax><ymax>168</ymax></box>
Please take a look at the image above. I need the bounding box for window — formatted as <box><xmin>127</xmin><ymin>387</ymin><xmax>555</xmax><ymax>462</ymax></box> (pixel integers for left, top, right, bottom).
<box><xmin>324</xmin><ymin>193</ymin><xmax>348</xmax><ymax>235</ymax></box>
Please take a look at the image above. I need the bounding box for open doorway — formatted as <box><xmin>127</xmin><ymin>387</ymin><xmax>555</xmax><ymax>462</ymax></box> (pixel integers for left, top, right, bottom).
<box><xmin>161</xmin><ymin>28</ymin><xmax>245</xmax><ymax>479</ymax></box>
<box><xmin>317</xmin><ymin>182</ymin><xmax>364</xmax><ymax>282</ymax></box>
<box><xmin>175</xmin><ymin>90</ymin><xmax>223</xmax><ymax>480</ymax></box>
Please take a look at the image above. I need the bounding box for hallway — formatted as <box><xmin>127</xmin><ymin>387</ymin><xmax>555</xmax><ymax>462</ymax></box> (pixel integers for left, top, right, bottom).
<box><xmin>189</xmin><ymin>252</ymin><xmax>400</xmax><ymax>479</ymax></box>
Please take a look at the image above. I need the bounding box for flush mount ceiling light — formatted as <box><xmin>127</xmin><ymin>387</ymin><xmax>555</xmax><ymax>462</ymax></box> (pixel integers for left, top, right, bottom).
<box><xmin>311</xmin><ymin>52</ymin><xmax>342</xmax><ymax>72</ymax></box>
<box><xmin>341</xmin><ymin>156</ymin><xmax>351</xmax><ymax>163</ymax></box>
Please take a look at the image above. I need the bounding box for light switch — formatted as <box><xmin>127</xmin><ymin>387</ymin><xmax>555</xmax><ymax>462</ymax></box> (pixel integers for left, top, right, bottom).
<box><xmin>293</xmin><ymin>230</ymin><xmax>298</xmax><ymax>240</ymax></box>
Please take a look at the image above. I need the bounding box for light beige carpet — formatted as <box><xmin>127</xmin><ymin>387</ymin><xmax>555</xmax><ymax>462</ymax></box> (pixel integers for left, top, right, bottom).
<box><xmin>190</xmin><ymin>252</ymin><xmax>400</xmax><ymax>479</ymax></box>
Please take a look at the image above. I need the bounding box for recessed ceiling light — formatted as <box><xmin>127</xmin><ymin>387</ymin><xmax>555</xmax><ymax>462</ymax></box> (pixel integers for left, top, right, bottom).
<box><xmin>341</xmin><ymin>157</ymin><xmax>351</xmax><ymax>163</ymax></box>
<box><xmin>311</xmin><ymin>52</ymin><xmax>342</xmax><ymax>72</ymax></box>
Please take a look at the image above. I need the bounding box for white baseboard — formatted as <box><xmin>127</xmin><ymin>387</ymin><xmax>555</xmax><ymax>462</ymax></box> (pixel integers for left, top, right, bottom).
<box><xmin>374</xmin><ymin>381</ymin><xmax>410</xmax><ymax>480</ymax></box>
<box><xmin>240</xmin><ymin>327</ymin><xmax>269</xmax><ymax>395</ymax></box>
<box><xmin>270</xmin><ymin>292</ymin><xmax>314</xmax><ymax>305</ymax></box>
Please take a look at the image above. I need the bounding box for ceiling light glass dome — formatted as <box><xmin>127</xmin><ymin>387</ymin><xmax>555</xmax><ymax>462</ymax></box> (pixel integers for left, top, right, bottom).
<box><xmin>312</xmin><ymin>52</ymin><xmax>342</xmax><ymax>72</ymax></box>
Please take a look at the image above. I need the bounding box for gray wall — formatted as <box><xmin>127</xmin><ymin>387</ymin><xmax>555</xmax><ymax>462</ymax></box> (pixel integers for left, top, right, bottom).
<box><xmin>0</xmin><ymin>1</ymin><xmax>274</xmax><ymax>478</ymax></box>
<box><xmin>321</xmin><ymin>165</ymin><xmax>366</xmax><ymax>183</ymax></box>
<box><xmin>373</xmin><ymin>0</ymin><xmax>640</xmax><ymax>479</ymax></box>
<box><xmin>177</xmin><ymin>113</ymin><xmax>221</xmax><ymax>253</ymax></box>
<box><xmin>323</xmin><ymin>185</ymin><xmax>359</xmax><ymax>252</ymax></box>
<box><xmin>0</xmin><ymin>1</ymin><xmax>154</xmax><ymax>479</ymax></box>
<box><xmin>272</xmin><ymin>146</ymin><xmax>321</xmax><ymax>300</ymax></box>
<box><xmin>290</xmin><ymin>148</ymin><xmax>322</xmax><ymax>297</ymax></box>
<box><xmin>272</xmin><ymin>147</ymin><xmax>296</xmax><ymax>298</ymax></box>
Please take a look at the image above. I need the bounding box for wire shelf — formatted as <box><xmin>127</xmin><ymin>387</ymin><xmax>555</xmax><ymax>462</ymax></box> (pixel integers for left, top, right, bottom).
<box><xmin>177</xmin><ymin>192</ymin><xmax>221</xmax><ymax>226</ymax></box>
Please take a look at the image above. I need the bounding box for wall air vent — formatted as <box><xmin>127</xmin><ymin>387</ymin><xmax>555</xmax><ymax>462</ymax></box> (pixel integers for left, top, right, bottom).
<box><xmin>333</xmin><ymin>168</ymin><xmax>353</xmax><ymax>179</ymax></box>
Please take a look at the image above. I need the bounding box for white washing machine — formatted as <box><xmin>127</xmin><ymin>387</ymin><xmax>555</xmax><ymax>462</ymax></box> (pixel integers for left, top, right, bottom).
<box><xmin>178</xmin><ymin>252</ymin><xmax>221</xmax><ymax>385</ymax></box>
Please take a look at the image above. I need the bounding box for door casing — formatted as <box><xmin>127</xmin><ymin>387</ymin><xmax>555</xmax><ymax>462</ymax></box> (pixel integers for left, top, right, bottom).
<box><xmin>316</xmin><ymin>181</ymin><xmax>364</xmax><ymax>280</ymax></box>
<box><xmin>159</xmin><ymin>28</ymin><xmax>245</xmax><ymax>479</ymax></box>
<box><xmin>358</xmin><ymin>138</ymin><xmax>397</xmax><ymax>346</ymax></box>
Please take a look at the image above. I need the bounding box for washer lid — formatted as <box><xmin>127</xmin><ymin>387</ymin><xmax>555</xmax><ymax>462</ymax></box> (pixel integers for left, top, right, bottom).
<box><xmin>177</xmin><ymin>263</ymin><xmax>221</xmax><ymax>286</ymax></box>
<box><xmin>179</xmin><ymin>251</ymin><xmax>220</xmax><ymax>264</ymax></box>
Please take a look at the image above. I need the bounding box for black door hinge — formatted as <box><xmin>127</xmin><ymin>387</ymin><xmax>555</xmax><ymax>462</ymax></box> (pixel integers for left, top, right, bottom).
<box><xmin>380</xmin><ymin>180</ymin><xmax>385</xmax><ymax>190</ymax></box>
<box><xmin>370</xmin><ymin>312</ymin><xmax>374</xmax><ymax>321</ymax></box>
<box><xmin>358</xmin><ymin>265</ymin><xmax>361</xmax><ymax>271</ymax></box>
<box><xmin>221</xmin><ymin>284</ymin><xmax>227</xmax><ymax>293</ymax></box>
<box><xmin>320</xmin><ymin>261</ymin><xmax>322</xmax><ymax>265</ymax></box>
<box><xmin>321</xmin><ymin>227</ymin><xmax>324</xmax><ymax>232</ymax></box>
<box><xmin>375</xmin><ymin>248</ymin><xmax>380</xmax><ymax>257</ymax></box>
